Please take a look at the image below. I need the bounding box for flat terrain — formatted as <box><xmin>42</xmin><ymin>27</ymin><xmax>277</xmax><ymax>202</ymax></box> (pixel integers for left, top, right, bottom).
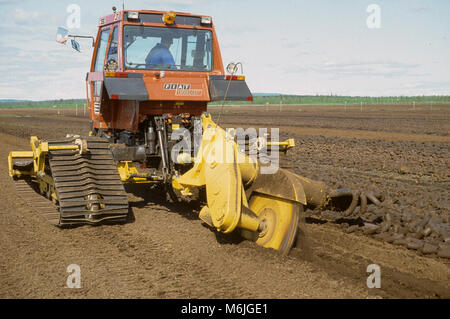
<box><xmin>0</xmin><ymin>104</ymin><xmax>449</xmax><ymax>298</ymax></box>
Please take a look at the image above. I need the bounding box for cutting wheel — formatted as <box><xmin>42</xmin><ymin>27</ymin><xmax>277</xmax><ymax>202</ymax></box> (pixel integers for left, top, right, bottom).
<box><xmin>248</xmin><ymin>194</ymin><xmax>301</xmax><ymax>255</ymax></box>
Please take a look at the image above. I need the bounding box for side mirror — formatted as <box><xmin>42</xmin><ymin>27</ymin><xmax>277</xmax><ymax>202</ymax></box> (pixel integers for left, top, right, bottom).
<box><xmin>71</xmin><ymin>39</ymin><xmax>81</xmax><ymax>52</ymax></box>
<box><xmin>55</xmin><ymin>27</ymin><xmax>95</xmax><ymax>51</ymax></box>
<box><xmin>56</xmin><ymin>27</ymin><xmax>69</xmax><ymax>44</ymax></box>
<box><xmin>226</xmin><ymin>62</ymin><xmax>238</xmax><ymax>74</ymax></box>
<box><xmin>226</xmin><ymin>62</ymin><xmax>243</xmax><ymax>75</ymax></box>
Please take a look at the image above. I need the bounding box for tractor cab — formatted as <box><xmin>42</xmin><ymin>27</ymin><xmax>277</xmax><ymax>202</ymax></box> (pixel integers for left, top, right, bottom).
<box><xmin>77</xmin><ymin>9</ymin><xmax>253</xmax><ymax>133</ymax></box>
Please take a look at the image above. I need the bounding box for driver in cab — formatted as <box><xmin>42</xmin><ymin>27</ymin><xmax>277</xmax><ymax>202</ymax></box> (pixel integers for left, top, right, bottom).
<box><xmin>145</xmin><ymin>35</ymin><xmax>176</xmax><ymax>69</ymax></box>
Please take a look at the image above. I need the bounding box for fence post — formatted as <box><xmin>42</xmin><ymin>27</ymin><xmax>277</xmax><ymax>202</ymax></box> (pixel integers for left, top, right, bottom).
<box><xmin>76</xmin><ymin>104</ymin><xmax>78</xmax><ymax>117</ymax></box>
<box><xmin>360</xmin><ymin>101</ymin><xmax>363</xmax><ymax>112</ymax></box>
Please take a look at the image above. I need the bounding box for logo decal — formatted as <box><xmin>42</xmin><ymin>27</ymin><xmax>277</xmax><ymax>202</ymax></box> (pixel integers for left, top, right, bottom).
<box><xmin>164</xmin><ymin>83</ymin><xmax>202</xmax><ymax>96</ymax></box>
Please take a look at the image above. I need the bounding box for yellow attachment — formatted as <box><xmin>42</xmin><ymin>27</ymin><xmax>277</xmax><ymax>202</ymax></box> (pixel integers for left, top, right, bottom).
<box><xmin>117</xmin><ymin>161</ymin><xmax>157</xmax><ymax>184</ymax></box>
<box><xmin>8</xmin><ymin>151</ymin><xmax>33</xmax><ymax>178</ymax></box>
<box><xmin>267</xmin><ymin>138</ymin><xmax>295</xmax><ymax>151</ymax></box>
<box><xmin>174</xmin><ymin>113</ymin><xmax>248</xmax><ymax>233</ymax></box>
<box><xmin>163</xmin><ymin>11</ymin><xmax>176</xmax><ymax>24</ymax></box>
<box><xmin>117</xmin><ymin>161</ymin><xmax>144</xmax><ymax>183</ymax></box>
<box><xmin>174</xmin><ymin>114</ymin><xmax>306</xmax><ymax>249</ymax></box>
<box><xmin>172</xmin><ymin>114</ymin><xmax>313</xmax><ymax>254</ymax></box>
<box><xmin>8</xmin><ymin>136</ymin><xmax>84</xmax><ymax>179</ymax></box>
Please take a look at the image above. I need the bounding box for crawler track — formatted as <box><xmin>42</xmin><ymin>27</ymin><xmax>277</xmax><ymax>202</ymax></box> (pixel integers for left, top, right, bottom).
<box><xmin>15</xmin><ymin>179</ymin><xmax>60</xmax><ymax>225</ymax></box>
<box><xmin>15</xmin><ymin>136</ymin><xmax>129</xmax><ymax>226</ymax></box>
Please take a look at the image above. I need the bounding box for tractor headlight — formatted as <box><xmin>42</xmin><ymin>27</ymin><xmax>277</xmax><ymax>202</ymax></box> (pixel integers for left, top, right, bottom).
<box><xmin>201</xmin><ymin>16</ymin><xmax>212</xmax><ymax>25</ymax></box>
<box><xmin>127</xmin><ymin>11</ymin><xmax>139</xmax><ymax>20</ymax></box>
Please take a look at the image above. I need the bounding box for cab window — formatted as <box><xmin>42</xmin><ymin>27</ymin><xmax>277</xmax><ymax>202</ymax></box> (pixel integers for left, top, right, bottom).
<box><xmin>93</xmin><ymin>28</ymin><xmax>110</xmax><ymax>72</ymax></box>
<box><xmin>123</xmin><ymin>26</ymin><xmax>212</xmax><ymax>71</ymax></box>
<box><xmin>105</xmin><ymin>26</ymin><xmax>119</xmax><ymax>71</ymax></box>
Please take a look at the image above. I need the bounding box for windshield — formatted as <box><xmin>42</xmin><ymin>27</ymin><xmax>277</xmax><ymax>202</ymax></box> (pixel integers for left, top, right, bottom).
<box><xmin>123</xmin><ymin>26</ymin><xmax>213</xmax><ymax>71</ymax></box>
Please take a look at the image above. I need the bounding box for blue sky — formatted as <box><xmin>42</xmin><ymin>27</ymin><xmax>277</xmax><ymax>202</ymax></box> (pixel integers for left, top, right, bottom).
<box><xmin>0</xmin><ymin>0</ymin><xmax>449</xmax><ymax>100</ymax></box>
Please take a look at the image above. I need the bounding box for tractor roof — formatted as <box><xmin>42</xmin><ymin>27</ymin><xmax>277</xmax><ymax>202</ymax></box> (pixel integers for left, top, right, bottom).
<box><xmin>98</xmin><ymin>9</ymin><xmax>212</xmax><ymax>27</ymax></box>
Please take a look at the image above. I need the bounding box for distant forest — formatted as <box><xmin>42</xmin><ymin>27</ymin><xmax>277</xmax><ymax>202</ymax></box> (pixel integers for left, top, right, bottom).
<box><xmin>1</xmin><ymin>95</ymin><xmax>449</xmax><ymax>108</ymax></box>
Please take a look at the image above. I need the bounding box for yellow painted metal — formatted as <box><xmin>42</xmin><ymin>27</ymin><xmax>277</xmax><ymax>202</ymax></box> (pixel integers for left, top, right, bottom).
<box><xmin>267</xmin><ymin>138</ymin><xmax>295</xmax><ymax>151</ymax></box>
<box><xmin>48</xmin><ymin>145</ymin><xmax>78</xmax><ymax>150</ymax></box>
<box><xmin>237</xmin><ymin>159</ymin><xmax>259</xmax><ymax>187</ymax></box>
<box><xmin>117</xmin><ymin>161</ymin><xmax>157</xmax><ymax>184</ymax></box>
<box><xmin>175</xmin><ymin>113</ymin><xmax>243</xmax><ymax>233</ymax></box>
<box><xmin>8</xmin><ymin>136</ymin><xmax>82</xmax><ymax>201</ymax></box>
<box><xmin>198</xmin><ymin>199</ymin><xmax>261</xmax><ymax>233</ymax></box>
<box><xmin>174</xmin><ymin>114</ymin><xmax>304</xmax><ymax>242</ymax></box>
<box><xmin>237</xmin><ymin>208</ymin><xmax>260</xmax><ymax>232</ymax></box>
<box><xmin>117</xmin><ymin>161</ymin><xmax>143</xmax><ymax>183</ymax></box>
<box><xmin>9</xmin><ymin>136</ymin><xmax>82</xmax><ymax>182</ymax></box>
<box><xmin>248</xmin><ymin>194</ymin><xmax>300</xmax><ymax>254</ymax></box>
<box><xmin>38</xmin><ymin>175</ymin><xmax>58</xmax><ymax>201</ymax></box>
<box><xmin>30</xmin><ymin>136</ymin><xmax>47</xmax><ymax>173</ymax></box>
<box><xmin>173</xmin><ymin>114</ymin><xmax>307</xmax><ymax>253</ymax></box>
<box><xmin>203</xmin><ymin>130</ymin><xmax>242</xmax><ymax>233</ymax></box>
<box><xmin>8</xmin><ymin>151</ymin><xmax>33</xmax><ymax>157</ymax></box>
<box><xmin>8</xmin><ymin>151</ymin><xmax>33</xmax><ymax>177</ymax></box>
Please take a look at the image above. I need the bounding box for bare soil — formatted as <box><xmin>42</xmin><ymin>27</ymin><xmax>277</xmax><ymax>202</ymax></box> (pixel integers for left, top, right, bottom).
<box><xmin>0</xmin><ymin>105</ymin><xmax>449</xmax><ymax>298</ymax></box>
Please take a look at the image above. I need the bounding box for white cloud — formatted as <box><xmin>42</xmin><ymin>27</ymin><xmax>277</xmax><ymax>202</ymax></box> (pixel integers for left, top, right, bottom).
<box><xmin>283</xmin><ymin>61</ymin><xmax>424</xmax><ymax>78</ymax></box>
<box><xmin>12</xmin><ymin>8</ymin><xmax>43</xmax><ymax>25</ymax></box>
<box><xmin>411</xmin><ymin>4</ymin><xmax>428</xmax><ymax>12</ymax></box>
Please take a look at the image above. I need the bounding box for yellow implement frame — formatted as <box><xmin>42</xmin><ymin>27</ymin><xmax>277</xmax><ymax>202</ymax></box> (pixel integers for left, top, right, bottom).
<box><xmin>173</xmin><ymin>114</ymin><xmax>308</xmax><ymax>254</ymax></box>
<box><xmin>8</xmin><ymin>136</ymin><xmax>80</xmax><ymax>201</ymax></box>
<box><xmin>8</xmin><ymin>136</ymin><xmax>78</xmax><ymax>178</ymax></box>
<box><xmin>117</xmin><ymin>161</ymin><xmax>159</xmax><ymax>184</ymax></box>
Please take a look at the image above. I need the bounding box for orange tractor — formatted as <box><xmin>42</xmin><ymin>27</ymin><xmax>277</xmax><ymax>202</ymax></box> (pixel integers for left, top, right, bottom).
<box><xmin>8</xmin><ymin>9</ymin><xmax>381</xmax><ymax>254</ymax></box>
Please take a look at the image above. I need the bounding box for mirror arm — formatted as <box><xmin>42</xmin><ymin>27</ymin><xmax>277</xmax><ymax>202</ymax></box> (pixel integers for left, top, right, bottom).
<box><xmin>69</xmin><ymin>35</ymin><xmax>96</xmax><ymax>47</ymax></box>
